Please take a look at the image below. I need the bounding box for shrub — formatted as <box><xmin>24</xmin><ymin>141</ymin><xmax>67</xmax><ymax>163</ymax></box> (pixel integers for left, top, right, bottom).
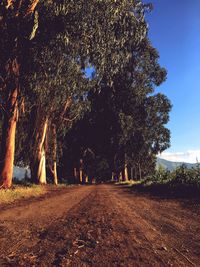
<box><xmin>145</xmin><ymin>164</ymin><xmax>200</xmax><ymax>188</ymax></box>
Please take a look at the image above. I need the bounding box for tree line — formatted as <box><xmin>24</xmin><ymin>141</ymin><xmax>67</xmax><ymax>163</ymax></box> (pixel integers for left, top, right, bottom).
<box><xmin>0</xmin><ymin>0</ymin><xmax>171</xmax><ymax>188</ymax></box>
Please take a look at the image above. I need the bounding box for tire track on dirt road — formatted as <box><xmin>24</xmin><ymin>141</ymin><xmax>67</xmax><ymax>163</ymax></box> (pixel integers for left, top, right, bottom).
<box><xmin>0</xmin><ymin>185</ymin><xmax>95</xmax><ymax>265</ymax></box>
<box><xmin>106</xmin><ymin>185</ymin><xmax>199</xmax><ymax>267</ymax></box>
<box><xmin>0</xmin><ymin>184</ymin><xmax>199</xmax><ymax>267</ymax></box>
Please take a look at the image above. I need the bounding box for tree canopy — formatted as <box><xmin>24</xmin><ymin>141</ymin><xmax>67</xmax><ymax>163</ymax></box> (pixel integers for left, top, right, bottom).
<box><xmin>0</xmin><ymin>1</ymin><xmax>171</xmax><ymax>187</ymax></box>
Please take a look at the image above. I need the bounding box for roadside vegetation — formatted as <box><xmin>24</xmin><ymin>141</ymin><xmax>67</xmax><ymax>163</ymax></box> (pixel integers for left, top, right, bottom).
<box><xmin>131</xmin><ymin>164</ymin><xmax>200</xmax><ymax>197</ymax></box>
<box><xmin>0</xmin><ymin>185</ymin><xmax>47</xmax><ymax>205</ymax></box>
<box><xmin>148</xmin><ymin>164</ymin><xmax>200</xmax><ymax>185</ymax></box>
<box><xmin>0</xmin><ymin>180</ymin><xmax>75</xmax><ymax>205</ymax></box>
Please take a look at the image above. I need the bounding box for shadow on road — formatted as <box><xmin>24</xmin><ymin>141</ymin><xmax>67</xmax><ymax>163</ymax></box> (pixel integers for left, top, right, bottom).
<box><xmin>114</xmin><ymin>183</ymin><xmax>200</xmax><ymax>215</ymax></box>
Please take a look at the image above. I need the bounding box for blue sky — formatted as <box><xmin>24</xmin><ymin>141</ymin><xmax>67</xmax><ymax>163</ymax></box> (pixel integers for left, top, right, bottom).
<box><xmin>143</xmin><ymin>0</ymin><xmax>200</xmax><ymax>162</ymax></box>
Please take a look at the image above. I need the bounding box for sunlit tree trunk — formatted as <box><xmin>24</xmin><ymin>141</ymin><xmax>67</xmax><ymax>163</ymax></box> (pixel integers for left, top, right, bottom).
<box><xmin>0</xmin><ymin>1</ymin><xmax>40</xmax><ymax>189</ymax></box>
<box><xmin>85</xmin><ymin>175</ymin><xmax>89</xmax><ymax>183</ymax></box>
<box><xmin>79</xmin><ymin>169</ymin><xmax>83</xmax><ymax>183</ymax></box>
<box><xmin>79</xmin><ymin>159</ymin><xmax>83</xmax><ymax>183</ymax></box>
<box><xmin>111</xmin><ymin>172</ymin><xmax>115</xmax><ymax>181</ymax></box>
<box><xmin>124</xmin><ymin>164</ymin><xmax>129</xmax><ymax>181</ymax></box>
<box><xmin>122</xmin><ymin>154</ymin><xmax>128</xmax><ymax>182</ymax></box>
<box><xmin>31</xmin><ymin>117</ymin><xmax>48</xmax><ymax>184</ymax></box>
<box><xmin>52</xmin><ymin>124</ymin><xmax>58</xmax><ymax>185</ymax></box>
<box><xmin>0</xmin><ymin>58</ymin><xmax>19</xmax><ymax>189</ymax></box>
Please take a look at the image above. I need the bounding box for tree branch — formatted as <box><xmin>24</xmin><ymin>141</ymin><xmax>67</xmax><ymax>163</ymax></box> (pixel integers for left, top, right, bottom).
<box><xmin>63</xmin><ymin>114</ymin><xmax>79</xmax><ymax>122</ymax></box>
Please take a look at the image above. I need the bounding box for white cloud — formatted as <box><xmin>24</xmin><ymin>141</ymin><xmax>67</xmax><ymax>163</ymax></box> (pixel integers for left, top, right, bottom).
<box><xmin>159</xmin><ymin>150</ymin><xmax>200</xmax><ymax>163</ymax></box>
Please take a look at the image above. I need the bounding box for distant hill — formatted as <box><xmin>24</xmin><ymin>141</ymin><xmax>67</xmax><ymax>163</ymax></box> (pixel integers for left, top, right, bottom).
<box><xmin>156</xmin><ymin>158</ymin><xmax>198</xmax><ymax>171</ymax></box>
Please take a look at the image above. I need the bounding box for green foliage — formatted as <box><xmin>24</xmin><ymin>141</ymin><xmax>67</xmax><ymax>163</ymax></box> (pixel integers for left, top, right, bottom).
<box><xmin>61</xmin><ymin>33</ymin><xmax>172</xmax><ymax>181</ymax></box>
<box><xmin>15</xmin><ymin>0</ymin><xmax>152</xmax><ymax>170</ymax></box>
<box><xmin>144</xmin><ymin>164</ymin><xmax>200</xmax><ymax>188</ymax></box>
<box><xmin>172</xmin><ymin>164</ymin><xmax>200</xmax><ymax>186</ymax></box>
<box><xmin>0</xmin><ymin>1</ymin><xmax>173</xmax><ymax>185</ymax></box>
<box><xmin>145</xmin><ymin>167</ymin><xmax>172</xmax><ymax>185</ymax></box>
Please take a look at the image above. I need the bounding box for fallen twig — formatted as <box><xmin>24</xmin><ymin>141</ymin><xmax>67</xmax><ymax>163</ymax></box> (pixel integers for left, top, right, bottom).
<box><xmin>174</xmin><ymin>247</ymin><xmax>196</xmax><ymax>267</ymax></box>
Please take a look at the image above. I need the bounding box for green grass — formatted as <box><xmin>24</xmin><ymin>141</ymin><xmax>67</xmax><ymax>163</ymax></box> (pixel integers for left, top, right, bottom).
<box><xmin>0</xmin><ymin>185</ymin><xmax>47</xmax><ymax>205</ymax></box>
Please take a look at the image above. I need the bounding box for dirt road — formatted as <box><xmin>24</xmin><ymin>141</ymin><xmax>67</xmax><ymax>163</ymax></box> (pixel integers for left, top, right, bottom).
<box><xmin>0</xmin><ymin>184</ymin><xmax>199</xmax><ymax>267</ymax></box>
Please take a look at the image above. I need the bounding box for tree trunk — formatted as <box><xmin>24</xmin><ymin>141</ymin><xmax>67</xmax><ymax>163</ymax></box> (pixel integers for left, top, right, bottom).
<box><xmin>79</xmin><ymin>159</ymin><xmax>83</xmax><ymax>183</ymax></box>
<box><xmin>119</xmin><ymin>172</ymin><xmax>122</xmax><ymax>182</ymax></box>
<box><xmin>138</xmin><ymin>163</ymin><xmax>142</xmax><ymax>180</ymax></box>
<box><xmin>0</xmin><ymin>58</ymin><xmax>19</xmax><ymax>189</ymax></box>
<box><xmin>0</xmin><ymin>1</ymin><xmax>40</xmax><ymax>189</ymax></box>
<box><xmin>131</xmin><ymin>167</ymin><xmax>134</xmax><ymax>180</ymax></box>
<box><xmin>111</xmin><ymin>172</ymin><xmax>114</xmax><ymax>181</ymax></box>
<box><xmin>53</xmin><ymin>161</ymin><xmax>58</xmax><ymax>185</ymax></box>
<box><xmin>79</xmin><ymin>169</ymin><xmax>83</xmax><ymax>183</ymax></box>
<box><xmin>52</xmin><ymin>124</ymin><xmax>58</xmax><ymax>185</ymax></box>
<box><xmin>85</xmin><ymin>175</ymin><xmax>89</xmax><ymax>183</ymax></box>
<box><xmin>123</xmin><ymin>164</ymin><xmax>129</xmax><ymax>181</ymax></box>
<box><xmin>74</xmin><ymin>167</ymin><xmax>78</xmax><ymax>182</ymax></box>
<box><xmin>135</xmin><ymin>165</ymin><xmax>138</xmax><ymax>180</ymax></box>
<box><xmin>31</xmin><ymin>118</ymin><xmax>48</xmax><ymax>184</ymax></box>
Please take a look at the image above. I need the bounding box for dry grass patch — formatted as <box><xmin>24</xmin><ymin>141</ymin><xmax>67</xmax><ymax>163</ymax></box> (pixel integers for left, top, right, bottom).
<box><xmin>0</xmin><ymin>185</ymin><xmax>47</xmax><ymax>205</ymax></box>
<box><xmin>115</xmin><ymin>180</ymin><xmax>142</xmax><ymax>186</ymax></box>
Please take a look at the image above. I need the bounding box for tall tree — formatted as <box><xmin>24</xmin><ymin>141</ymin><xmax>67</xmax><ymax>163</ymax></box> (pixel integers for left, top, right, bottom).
<box><xmin>0</xmin><ymin>0</ymin><xmax>150</xmax><ymax>187</ymax></box>
<box><xmin>25</xmin><ymin>0</ymin><xmax>149</xmax><ymax>184</ymax></box>
<box><xmin>23</xmin><ymin>47</ymin><xmax>90</xmax><ymax>184</ymax></box>
<box><xmin>0</xmin><ymin>0</ymin><xmax>40</xmax><ymax>188</ymax></box>
<box><xmin>61</xmin><ymin>37</ymin><xmax>171</xmax><ymax>181</ymax></box>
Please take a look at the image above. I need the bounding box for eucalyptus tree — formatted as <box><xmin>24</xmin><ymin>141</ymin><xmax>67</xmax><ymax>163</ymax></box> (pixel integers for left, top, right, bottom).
<box><xmin>124</xmin><ymin>93</ymin><xmax>171</xmax><ymax>180</ymax></box>
<box><xmin>116</xmin><ymin>39</ymin><xmax>171</xmax><ymax>179</ymax></box>
<box><xmin>0</xmin><ymin>0</ymin><xmax>148</xmax><ymax>188</ymax></box>
<box><xmin>64</xmin><ymin>37</ymin><xmax>172</xmax><ymax>181</ymax></box>
<box><xmin>26</xmin><ymin>48</ymin><xmax>90</xmax><ymax>184</ymax></box>
<box><xmin>109</xmin><ymin>39</ymin><xmax>171</xmax><ymax>179</ymax></box>
<box><xmin>47</xmin><ymin>100</ymin><xmax>90</xmax><ymax>185</ymax></box>
<box><xmin>30</xmin><ymin>0</ymin><xmax>149</xmax><ymax>185</ymax></box>
<box><xmin>0</xmin><ymin>1</ymin><xmax>40</xmax><ymax>188</ymax></box>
